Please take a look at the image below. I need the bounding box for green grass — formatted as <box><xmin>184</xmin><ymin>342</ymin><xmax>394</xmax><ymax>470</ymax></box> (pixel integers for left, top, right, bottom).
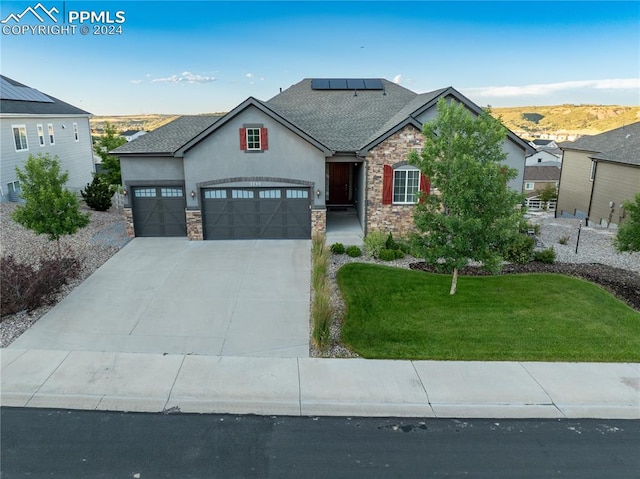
<box><xmin>337</xmin><ymin>263</ymin><xmax>640</xmax><ymax>362</ymax></box>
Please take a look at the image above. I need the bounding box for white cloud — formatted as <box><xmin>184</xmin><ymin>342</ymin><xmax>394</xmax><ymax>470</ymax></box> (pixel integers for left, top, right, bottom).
<box><xmin>464</xmin><ymin>78</ymin><xmax>640</xmax><ymax>98</ymax></box>
<box><xmin>152</xmin><ymin>71</ymin><xmax>216</xmax><ymax>84</ymax></box>
<box><xmin>392</xmin><ymin>74</ymin><xmax>402</xmax><ymax>84</ymax></box>
<box><xmin>246</xmin><ymin>73</ymin><xmax>254</xmax><ymax>78</ymax></box>
<box><xmin>130</xmin><ymin>80</ymin><xmax>143</xmax><ymax>84</ymax></box>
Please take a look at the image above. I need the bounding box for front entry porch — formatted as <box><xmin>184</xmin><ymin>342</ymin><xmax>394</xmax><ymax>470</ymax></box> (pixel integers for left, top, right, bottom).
<box><xmin>325</xmin><ymin>206</ymin><xmax>363</xmax><ymax>246</ymax></box>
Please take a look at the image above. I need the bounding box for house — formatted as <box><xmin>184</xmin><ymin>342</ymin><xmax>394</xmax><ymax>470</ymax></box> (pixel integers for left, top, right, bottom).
<box><xmin>525</xmin><ymin>149</ymin><xmax>562</xmax><ymax>166</ymax></box>
<box><xmin>523</xmin><ymin>165</ymin><xmax>560</xmax><ymax>197</ymax></box>
<box><xmin>556</xmin><ymin>122</ymin><xmax>640</xmax><ymax>227</ymax></box>
<box><xmin>113</xmin><ymin>78</ymin><xmax>533</xmax><ymax>240</ymax></box>
<box><xmin>531</xmin><ymin>139</ymin><xmax>558</xmax><ymax>149</ymax></box>
<box><xmin>0</xmin><ymin>75</ymin><xmax>94</xmax><ymax>202</ymax></box>
<box><xmin>120</xmin><ymin>130</ymin><xmax>146</xmax><ymax>142</ymax></box>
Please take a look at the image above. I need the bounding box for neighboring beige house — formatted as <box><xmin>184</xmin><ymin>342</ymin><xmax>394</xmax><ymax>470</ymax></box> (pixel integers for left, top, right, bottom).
<box><xmin>556</xmin><ymin>122</ymin><xmax>640</xmax><ymax>227</ymax></box>
<box><xmin>523</xmin><ymin>165</ymin><xmax>560</xmax><ymax>197</ymax></box>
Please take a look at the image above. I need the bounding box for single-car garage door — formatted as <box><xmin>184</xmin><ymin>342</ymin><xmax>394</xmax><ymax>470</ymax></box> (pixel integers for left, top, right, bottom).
<box><xmin>131</xmin><ymin>186</ymin><xmax>187</xmax><ymax>237</ymax></box>
<box><xmin>202</xmin><ymin>187</ymin><xmax>311</xmax><ymax>239</ymax></box>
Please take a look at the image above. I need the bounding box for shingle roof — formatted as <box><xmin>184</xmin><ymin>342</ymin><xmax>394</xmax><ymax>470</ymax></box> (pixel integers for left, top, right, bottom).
<box><xmin>524</xmin><ymin>165</ymin><xmax>561</xmax><ymax>181</ymax></box>
<box><xmin>120</xmin><ymin>130</ymin><xmax>144</xmax><ymax>136</ymax></box>
<box><xmin>561</xmin><ymin>122</ymin><xmax>640</xmax><ymax>167</ymax></box>
<box><xmin>265</xmin><ymin>78</ymin><xmax>417</xmax><ymax>151</ymax></box>
<box><xmin>112</xmin><ymin>115</ymin><xmax>223</xmax><ymax>154</ymax></box>
<box><xmin>0</xmin><ymin>75</ymin><xmax>91</xmax><ymax>116</ymax></box>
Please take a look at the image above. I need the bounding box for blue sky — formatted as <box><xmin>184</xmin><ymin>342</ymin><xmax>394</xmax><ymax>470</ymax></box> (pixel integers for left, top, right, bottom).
<box><xmin>1</xmin><ymin>1</ymin><xmax>639</xmax><ymax>115</ymax></box>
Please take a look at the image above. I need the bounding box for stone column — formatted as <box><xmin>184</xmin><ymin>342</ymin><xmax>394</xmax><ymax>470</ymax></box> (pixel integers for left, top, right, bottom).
<box><xmin>186</xmin><ymin>209</ymin><xmax>203</xmax><ymax>240</ymax></box>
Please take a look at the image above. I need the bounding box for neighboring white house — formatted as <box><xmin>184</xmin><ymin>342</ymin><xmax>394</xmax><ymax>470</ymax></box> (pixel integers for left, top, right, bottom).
<box><xmin>120</xmin><ymin>130</ymin><xmax>146</xmax><ymax>142</ymax></box>
<box><xmin>0</xmin><ymin>75</ymin><xmax>94</xmax><ymax>201</ymax></box>
<box><xmin>526</xmin><ymin>149</ymin><xmax>562</xmax><ymax>166</ymax></box>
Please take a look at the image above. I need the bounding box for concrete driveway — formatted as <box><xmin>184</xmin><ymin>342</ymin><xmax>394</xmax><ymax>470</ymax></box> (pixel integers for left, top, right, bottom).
<box><xmin>9</xmin><ymin>238</ymin><xmax>310</xmax><ymax>357</ymax></box>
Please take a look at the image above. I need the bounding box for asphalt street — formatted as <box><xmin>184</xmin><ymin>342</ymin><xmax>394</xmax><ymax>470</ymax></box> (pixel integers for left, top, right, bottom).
<box><xmin>2</xmin><ymin>408</ymin><xmax>638</xmax><ymax>478</ymax></box>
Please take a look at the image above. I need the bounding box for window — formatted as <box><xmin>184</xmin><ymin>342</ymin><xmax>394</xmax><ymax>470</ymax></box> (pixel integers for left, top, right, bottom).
<box><xmin>12</xmin><ymin>125</ymin><xmax>28</xmax><ymax>151</ymax></box>
<box><xmin>393</xmin><ymin>168</ymin><xmax>421</xmax><ymax>204</ymax></box>
<box><xmin>589</xmin><ymin>161</ymin><xmax>596</xmax><ymax>181</ymax></box>
<box><xmin>134</xmin><ymin>188</ymin><xmax>157</xmax><ymax>198</ymax></box>
<box><xmin>259</xmin><ymin>189</ymin><xmax>281</xmax><ymax>199</ymax></box>
<box><xmin>73</xmin><ymin>123</ymin><xmax>79</xmax><ymax>142</ymax></box>
<box><xmin>286</xmin><ymin>189</ymin><xmax>308</xmax><ymax>199</ymax></box>
<box><xmin>37</xmin><ymin>124</ymin><xmax>45</xmax><ymax>146</ymax></box>
<box><xmin>231</xmin><ymin>189</ymin><xmax>254</xmax><ymax>199</ymax></box>
<box><xmin>7</xmin><ymin>180</ymin><xmax>20</xmax><ymax>193</ymax></box>
<box><xmin>247</xmin><ymin>128</ymin><xmax>261</xmax><ymax>150</ymax></box>
<box><xmin>525</xmin><ymin>182</ymin><xmax>535</xmax><ymax>190</ymax></box>
<box><xmin>204</xmin><ymin>190</ymin><xmax>227</xmax><ymax>199</ymax></box>
<box><xmin>161</xmin><ymin>188</ymin><xmax>183</xmax><ymax>197</ymax></box>
<box><xmin>239</xmin><ymin>126</ymin><xmax>268</xmax><ymax>151</ymax></box>
<box><xmin>47</xmin><ymin>123</ymin><xmax>55</xmax><ymax>145</ymax></box>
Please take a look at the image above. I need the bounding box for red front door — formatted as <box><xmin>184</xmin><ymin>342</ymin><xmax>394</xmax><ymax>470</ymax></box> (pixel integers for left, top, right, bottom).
<box><xmin>328</xmin><ymin>163</ymin><xmax>351</xmax><ymax>204</ymax></box>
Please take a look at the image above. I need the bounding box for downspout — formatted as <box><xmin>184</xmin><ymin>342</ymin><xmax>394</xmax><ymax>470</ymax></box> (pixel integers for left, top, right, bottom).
<box><xmin>586</xmin><ymin>158</ymin><xmax>597</xmax><ymax>225</ymax></box>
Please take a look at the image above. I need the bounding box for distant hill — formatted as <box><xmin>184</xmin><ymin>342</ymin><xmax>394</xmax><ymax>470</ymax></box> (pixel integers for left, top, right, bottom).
<box><xmin>90</xmin><ymin>113</ymin><xmax>225</xmax><ymax>136</ymax></box>
<box><xmin>491</xmin><ymin>105</ymin><xmax>640</xmax><ymax>139</ymax></box>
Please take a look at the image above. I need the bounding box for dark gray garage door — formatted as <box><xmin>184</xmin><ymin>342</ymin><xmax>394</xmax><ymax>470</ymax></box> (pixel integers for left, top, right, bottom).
<box><xmin>202</xmin><ymin>187</ymin><xmax>311</xmax><ymax>239</ymax></box>
<box><xmin>131</xmin><ymin>186</ymin><xmax>187</xmax><ymax>237</ymax></box>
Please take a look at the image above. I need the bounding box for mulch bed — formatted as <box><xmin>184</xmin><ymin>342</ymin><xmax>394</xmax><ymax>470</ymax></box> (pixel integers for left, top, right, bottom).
<box><xmin>409</xmin><ymin>262</ymin><xmax>640</xmax><ymax>312</ymax></box>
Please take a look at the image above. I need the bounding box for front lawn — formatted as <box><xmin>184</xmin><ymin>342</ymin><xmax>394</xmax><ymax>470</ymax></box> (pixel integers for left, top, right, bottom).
<box><xmin>337</xmin><ymin>263</ymin><xmax>640</xmax><ymax>362</ymax></box>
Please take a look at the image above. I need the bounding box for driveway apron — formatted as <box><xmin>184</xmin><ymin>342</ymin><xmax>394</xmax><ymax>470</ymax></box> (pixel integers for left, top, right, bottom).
<box><xmin>9</xmin><ymin>238</ymin><xmax>311</xmax><ymax>358</ymax></box>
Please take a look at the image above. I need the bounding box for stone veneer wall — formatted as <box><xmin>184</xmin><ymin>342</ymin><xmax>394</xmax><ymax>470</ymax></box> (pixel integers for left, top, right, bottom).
<box><xmin>366</xmin><ymin>125</ymin><xmax>425</xmax><ymax>237</ymax></box>
<box><xmin>186</xmin><ymin>209</ymin><xmax>203</xmax><ymax>240</ymax></box>
<box><xmin>311</xmin><ymin>208</ymin><xmax>326</xmax><ymax>237</ymax></box>
<box><xmin>123</xmin><ymin>207</ymin><xmax>135</xmax><ymax>238</ymax></box>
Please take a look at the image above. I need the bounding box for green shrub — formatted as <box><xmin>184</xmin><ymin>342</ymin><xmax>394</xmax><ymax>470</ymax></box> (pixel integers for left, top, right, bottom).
<box><xmin>378</xmin><ymin>249</ymin><xmax>397</xmax><ymax>261</ymax></box>
<box><xmin>363</xmin><ymin>230</ymin><xmax>387</xmax><ymax>258</ymax></box>
<box><xmin>330</xmin><ymin>242</ymin><xmax>345</xmax><ymax>254</ymax></box>
<box><xmin>504</xmin><ymin>234</ymin><xmax>535</xmax><ymax>264</ymax></box>
<box><xmin>81</xmin><ymin>176</ymin><xmax>112</xmax><ymax>211</ymax></box>
<box><xmin>533</xmin><ymin>248</ymin><xmax>556</xmax><ymax>264</ymax></box>
<box><xmin>394</xmin><ymin>249</ymin><xmax>405</xmax><ymax>259</ymax></box>
<box><xmin>346</xmin><ymin>246</ymin><xmax>362</xmax><ymax>257</ymax></box>
<box><xmin>385</xmin><ymin>233</ymin><xmax>398</xmax><ymax>250</ymax></box>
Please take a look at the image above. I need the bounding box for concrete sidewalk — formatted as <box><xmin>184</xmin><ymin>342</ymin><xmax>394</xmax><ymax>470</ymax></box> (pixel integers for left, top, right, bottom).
<box><xmin>2</xmin><ymin>349</ymin><xmax>638</xmax><ymax>419</ymax></box>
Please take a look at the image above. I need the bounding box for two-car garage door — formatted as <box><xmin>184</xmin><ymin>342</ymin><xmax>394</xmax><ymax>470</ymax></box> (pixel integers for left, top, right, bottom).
<box><xmin>131</xmin><ymin>185</ymin><xmax>311</xmax><ymax>239</ymax></box>
<box><xmin>202</xmin><ymin>186</ymin><xmax>311</xmax><ymax>239</ymax></box>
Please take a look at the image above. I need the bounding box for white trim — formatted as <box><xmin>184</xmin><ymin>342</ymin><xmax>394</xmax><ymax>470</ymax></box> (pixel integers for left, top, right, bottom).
<box><xmin>392</xmin><ymin>167</ymin><xmax>421</xmax><ymax>204</ymax></box>
<box><xmin>246</xmin><ymin>127</ymin><xmax>261</xmax><ymax>151</ymax></box>
<box><xmin>11</xmin><ymin>124</ymin><xmax>28</xmax><ymax>151</ymax></box>
<box><xmin>47</xmin><ymin>123</ymin><xmax>55</xmax><ymax>145</ymax></box>
<box><xmin>37</xmin><ymin>124</ymin><xmax>45</xmax><ymax>146</ymax></box>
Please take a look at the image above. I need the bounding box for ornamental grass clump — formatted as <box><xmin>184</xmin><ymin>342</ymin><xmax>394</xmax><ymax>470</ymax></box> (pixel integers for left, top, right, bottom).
<box><xmin>311</xmin><ymin>234</ymin><xmax>332</xmax><ymax>349</ymax></box>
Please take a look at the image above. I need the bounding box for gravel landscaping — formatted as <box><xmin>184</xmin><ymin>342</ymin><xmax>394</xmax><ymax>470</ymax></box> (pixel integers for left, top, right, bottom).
<box><xmin>0</xmin><ymin>203</ymin><xmax>130</xmax><ymax>347</ymax></box>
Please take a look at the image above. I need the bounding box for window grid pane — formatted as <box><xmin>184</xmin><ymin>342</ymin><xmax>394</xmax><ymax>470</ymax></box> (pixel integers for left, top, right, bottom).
<box><xmin>247</xmin><ymin>128</ymin><xmax>261</xmax><ymax>150</ymax></box>
<box><xmin>47</xmin><ymin>124</ymin><xmax>55</xmax><ymax>144</ymax></box>
<box><xmin>231</xmin><ymin>189</ymin><xmax>254</xmax><ymax>199</ymax></box>
<box><xmin>259</xmin><ymin>189</ymin><xmax>281</xmax><ymax>199</ymax></box>
<box><xmin>161</xmin><ymin>188</ymin><xmax>183</xmax><ymax>197</ymax></box>
<box><xmin>13</xmin><ymin>126</ymin><xmax>28</xmax><ymax>151</ymax></box>
<box><xmin>204</xmin><ymin>190</ymin><xmax>227</xmax><ymax>199</ymax></box>
<box><xmin>286</xmin><ymin>189</ymin><xmax>308</xmax><ymax>199</ymax></box>
<box><xmin>37</xmin><ymin>125</ymin><xmax>45</xmax><ymax>146</ymax></box>
<box><xmin>73</xmin><ymin>123</ymin><xmax>79</xmax><ymax>141</ymax></box>
<box><xmin>393</xmin><ymin>169</ymin><xmax>420</xmax><ymax>204</ymax></box>
<box><xmin>134</xmin><ymin>188</ymin><xmax>156</xmax><ymax>198</ymax></box>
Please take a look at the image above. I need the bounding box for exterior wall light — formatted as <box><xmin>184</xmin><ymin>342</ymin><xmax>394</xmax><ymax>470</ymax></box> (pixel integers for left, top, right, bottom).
<box><xmin>316</xmin><ymin>189</ymin><xmax>321</xmax><ymax>198</ymax></box>
<box><xmin>190</xmin><ymin>190</ymin><xmax>196</xmax><ymax>199</ymax></box>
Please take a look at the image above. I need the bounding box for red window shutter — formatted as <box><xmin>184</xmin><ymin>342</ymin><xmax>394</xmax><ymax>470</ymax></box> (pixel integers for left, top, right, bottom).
<box><xmin>419</xmin><ymin>174</ymin><xmax>430</xmax><ymax>203</ymax></box>
<box><xmin>260</xmin><ymin>128</ymin><xmax>268</xmax><ymax>150</ymax></box>
<box><xmin>382</xmin><ymin>165</ymin><xmax>393</xmax><ymax>205</ymax></box>
<box><xmin>239</xmin><ymin>128</ymin><xmax>247</xmax><ymax>150</ymax></box>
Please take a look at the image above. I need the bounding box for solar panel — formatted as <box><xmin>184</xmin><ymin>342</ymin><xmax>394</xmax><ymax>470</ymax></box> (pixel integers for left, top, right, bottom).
<box><xmin>329</xmin><ymin>79</ymin><xmax>348</xmax><ymax>89</ymax></box>
<box><xmin>346</xmin><ymin>79</ymin><xmax>365</xmax><ymax>90</ymax></box>
<box><xmin>311</xmin><ymin>79</ymin><xmax>330</xmax><ymax>90</ymax></box>
<box><xmin>311</xmin><ymin>78</ymin><xmax>384</xmax><ymax>91</ymax></box>
<box><xmin>363</xmin><ymin>79</ymin><xmax>384</xmax><ymax>90</ymax></box>
<box><xmin>0</xmin><ymin>77</ymin><xmax>54</xmax><ymax>103</ymax></box>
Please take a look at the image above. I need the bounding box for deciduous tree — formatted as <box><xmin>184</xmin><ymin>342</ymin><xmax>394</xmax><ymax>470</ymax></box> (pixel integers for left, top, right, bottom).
<box><xmin>614</xmin><ymin>193</ymin><xmax>640</xmax><ymax>252</ymax></box>
<box><xmin>12</xmin><ymin>153</ymin><xmax>90</xmax><ymax>256</ymax></box>
<box><xmin>409</xmin><ymin>98</ymin><xmax>524</xmax><ymax>294</ymax></box>
<box><xmin>96</xmin><ymin>122</ymin><xmax>126</xmax><ymax>186</ymax></box>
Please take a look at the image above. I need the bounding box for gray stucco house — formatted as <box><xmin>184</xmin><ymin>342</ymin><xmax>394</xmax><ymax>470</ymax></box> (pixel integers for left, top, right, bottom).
<box><xmin>0</xmin><ymin>75</ymin><xmax>94</xmax><ymax>202</ymax></box>
<box><xmin>114</xmin><ymin>78</ymin><xmax>533</xmax><ymax>240</ymax></box>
